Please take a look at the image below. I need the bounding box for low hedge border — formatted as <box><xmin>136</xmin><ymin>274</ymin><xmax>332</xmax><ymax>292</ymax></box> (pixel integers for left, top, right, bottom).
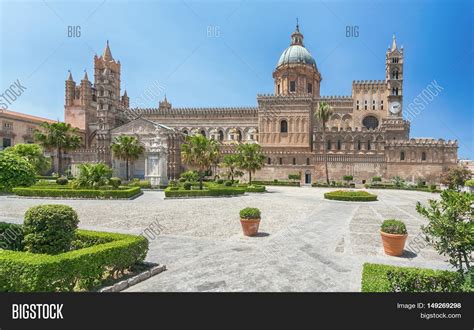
<box><xmin>361</xmin><ymin>263</ymin><xmax>467</xmax><ymax>292</ymax></box>
<box><xmin>0</xmin><ymin>229</ymin><xmax>149</xmax><ymax>292</ymax></box>
<box><xmin>251</xmin><ymin>180</ymin><xmax>300</xmax><ymax>187</ymax></box>
<box><xmin>11</xmin><ymin>186</ymin><xmax>142</xmax><ymax>199</ymax></box>
<box><xmin>324</xmin><ymin>190</ymin><xmax>377</xmax><ymax>202</ymax></box>
<box><xmin>164</xmin><ymin>186</ymin><xmax>245</xmax><ymax>198</ymax></box>
<box><xmin>312</xmin><ymin>183</ymin><xmax>355</xmax><ymax>188</ymax></box>
<box><xmin>364</xmin><ymin>184</ymin><xmax>441</xmax><ymax>193</ymax></box>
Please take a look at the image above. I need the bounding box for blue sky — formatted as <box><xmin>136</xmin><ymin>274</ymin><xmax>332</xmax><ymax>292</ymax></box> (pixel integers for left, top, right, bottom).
<box><xmin>1</xmin><ymin>0</ymin><xmax>472</xmax><ymax>158</ymax></box>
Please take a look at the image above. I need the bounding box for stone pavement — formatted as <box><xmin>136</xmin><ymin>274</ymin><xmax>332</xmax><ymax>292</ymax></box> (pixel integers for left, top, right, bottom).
<box><xmin>0</xmin><ymin>187</ymin><xmax>450</xmax><ymax>292</ymax></box>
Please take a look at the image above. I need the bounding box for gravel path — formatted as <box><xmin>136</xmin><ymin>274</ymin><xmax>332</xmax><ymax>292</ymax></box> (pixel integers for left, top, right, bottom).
<box><xmin>0</xmin><ymin>187</ymin><xmax>450</xmax><ymax>292</ymax></box>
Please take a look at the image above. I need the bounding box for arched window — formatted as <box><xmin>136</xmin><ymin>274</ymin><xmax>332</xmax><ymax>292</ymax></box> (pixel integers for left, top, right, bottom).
<box><xmin>367</xmin><ymin>140</ymin><xmax>371</xmax><ymax>150</ymax></box>
<box><xmin>400</xmin><ymin>151</ymin><xmax>405</xmax><ymax>161</ymax></box>
<box><xmin>237</xmin><ymin>130</ymin><xmax>242</xmax><ymax>142</ymax></box>
<box><xmin>362</xmin><ymin>116</ymin><xmax>379</xmax><ymax>130</ymax></box>
<box><xmin>267</xmin><ymin>157</ymin><xmax>271</xmax><ymax>165</ymax></box>
<box><xmin>327</xmin><ymin>140</ymin><xmax>331</xmax><ymax>150</ymax></box>
<box><xmin>182</xmin><ymin>129</ymin><xmax>188</xmax><ymax>135</ymax></box>
<box><xmin>280</xmin><ymin>120</ymin><xmax>288</xmax><ymax>133</ymax></box>
<box><xmin>200</xmin><ymin>130</ymin><xmax>206</xmax><ymax>137</ymax></box>
<box><xmin>421</xmin><ymin>152</ymin><xmax>426</xmax><ymax>161</ymax></box>
<box><xmin>292</xmin><ymin>158</ymin><xmax>296</xmax><ymax>165</ymax></box>
<box><xmin>357</xmin><ymin>140</ymin><xmax>361</xmax><ymax>150</ymax></box>
<box><xmin>306</xmin><ymin>158</ymin><xmax>310</xmax><ymax>165</ymax></box>
<box><xmin>337</xmin><ymin>140</ymin><xmax>341</xmax><ymax>150</ymax></box>
<box><xmin>279</xmin><ymin>158</ymin><xmax>283</xmax><ymax>165</ymax></box>
<box><xmin>218</xmin><ymin>130</ymin><xmax>224</xmax><ymax>141</ymax></box>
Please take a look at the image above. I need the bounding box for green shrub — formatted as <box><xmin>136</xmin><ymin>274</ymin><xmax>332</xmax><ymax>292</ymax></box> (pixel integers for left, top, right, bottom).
<box><xmin>23</xmin><ymin>205</ymin><xmax>79</xmax><ymax>255</ymax></box>
<box><xmin>361</xmin><ymin>263</ymin><xmax>466</xmax><ymax>292</ymax></box>
<box><xmin>129</xmin><ymin>179</ymin><xmax>151</xmax><ymax>189</ymax></box>
<box><xmin>429</xmin><ymin>184</ymin><xmax>437</xmax><ymax>191</ymax></box>
<box><xmin>224</xmin><ymin>180</ymin><xmax>232</xmax><ymax>187</ymax></box>
<box><xmin>343</xmin><ymin>175</ymin><xmax>353</xmax><ymax>182</ymax></box>
<box><xmin>56</xmin><ymin>176</ymin><xmax>68</xmax><ymax>185</ymax></box>
<box><xmin>217</xmin><ymin>179</ymin><xmax>224</xmax><ymax>184</ymax></box>
<box><xmin>273</xmin><ymin>179</ymin><xmax>278</xmax><ymax>183</ymax></box>
<box><xmin>372</xmin><ymin>176</ymin><xmax>382</xmax><ymax>182</ymax></box>
<box><xmin>245</xmin><ymin>185</ymin><xmax>266</xmax><ymax>193</ymax></box>
<box><xmin>288</xmin><ymin>174</ymin><xmax>301</xmax><ymax>181</ymax></box>
<box><xmin>180</xmin><ymin>170</ymin><xmax>199</xmax><ymax>182</ymax></box>
<box><xmin>324</xmin><ymin>190</ymin><xmax>377</xmax><ymax>202</ymax></box>
<box><xmin>0</xmin><ymin>229</ymin><xmax>148</xmax><ymax>292</ymax></box>
<box><xmin>381</xmin><ymin>219</ymin><xmax>407</xmax><ymax>235</ymax></box>
<box><xmin>183</xmin><ymin>182</ymin><xmax>192</xmax><ymax>190</ymax></box>
<box><xmin>73</xmin><ymin>163</ymin><xmax>113</xmax><ymax>189</ymax></box>
<box><xmin>109</xmin><ymin>177</ymin><xmax>121</xmax><ymax>189</ymax></box>
<box><xmin>0</xmin><ymin>222</ymin><xmax>24</xmax><ymax>251</ymax></box>
<box><xmin>12</xmin><ymin>186</ymin><xmax>141</xmax><ymax>199</ymax></box>
<box><xmin>239</xmin><ymin>207</ymin><xmax>261</xmax><ymax>219</ymax></box>
<box><xmin>465</xmin><ymin>179</ymin><xmax>474</xmax><ymax>187</ymax></box>
<box><xmin>0</xmin><ymin>152</ymin><xmax>36</xmax><ymax>192</ymax></box>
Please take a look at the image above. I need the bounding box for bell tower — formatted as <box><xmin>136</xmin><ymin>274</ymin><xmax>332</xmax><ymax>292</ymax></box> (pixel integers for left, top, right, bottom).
<box><xmin>386</xmin><ymin>34</ymin><xmax>404</xmax><ymax>117</ymax></box>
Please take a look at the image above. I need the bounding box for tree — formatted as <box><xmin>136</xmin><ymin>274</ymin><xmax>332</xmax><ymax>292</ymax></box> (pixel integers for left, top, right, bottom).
<box><xmin>3</xmin><ymin>144</ymin><xmax>51</xmax><ymax>174</ymax></box>
<box><xmin>416</xmin><ymin>190</ymin><xmax>473</xmax><ymax>275</ymax></box>
<box><xmin>343</xmin><ymin>175</ymin><xmax>353</xmax><ymax>183</ymax></box>
<box><xmin>0</xmin><ymin>152</ymin><xmax>37</xmax><ymax>191</ymax></box>
<box><xmin>236</xmin><ymin>143</ymin><xmax>265</xmax><ymax>184</ymax></box>
<box><xmin>441</xmin><ymin>166</ymin><xmax>472</xmax><ymax>190</ymax></box>
<box><xmin>315</xmin><ymin>101</ymin><xmax>333</xmax><ymax>185</ymax></box>
<box><xmin>181</xmin><ymin>134</ymin><xmax>220</xmax><ymax>190</ymax></box>
<box><xmin>111</xmin><ymin>135</ymin><xmax>145</xmax><ymax>181</ymax></box>
<box><xmin>34</xmin><ymin>122</ymin><xmax>81</xmax><ymax>175</ymax></box>
<box><xmin>221</xmin><ymin>154</ymin><xmax>240</xmax><ymax>181</ymax></box>
<box><xmin>72</xmin><ymin>163</ymin><xmax>113</xmax><ymax>189</ymax></box>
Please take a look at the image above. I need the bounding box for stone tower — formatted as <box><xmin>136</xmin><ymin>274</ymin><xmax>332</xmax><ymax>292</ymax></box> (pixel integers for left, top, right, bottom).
<box><xmin>385</xmin><ymin>35</ymin><xmax>404</xmax><ymax>118</ymax></box>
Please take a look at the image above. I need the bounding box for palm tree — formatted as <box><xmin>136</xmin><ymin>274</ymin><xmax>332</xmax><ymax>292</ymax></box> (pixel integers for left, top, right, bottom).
<box><xmin>181</xmin><ymin>134</ymin><xmax>220</xmax><ymax>190</ymax></box>
<box><xmin>111</xmin><ymin>135</ymin><xmax>145</xmax><ymax>181</ymax></box>
<box><xmin>34</xmin><ymin>122</ymin><xmax>82</xmax><ymax>175</ymax></box>
<box><xmin>315</xmin><ymin>101</ymin><xmax>333</xmax><ymax>185</ymax></box>
<box><xmin>236</xmin><ymin>143</ymin><xmax>265</xmax><ymax>184</ymax></box>
<box><xmin>221</xmin><ymin>154</ymin><xmax>240</xmax><ymax>181</ymax></box>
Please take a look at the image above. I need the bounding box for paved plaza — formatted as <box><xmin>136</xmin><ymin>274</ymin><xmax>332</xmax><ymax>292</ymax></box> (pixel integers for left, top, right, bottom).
<box><xmin>0</xmin><ymin>187</ymin><xmax>450</xmax><ymax>292</ymax></box>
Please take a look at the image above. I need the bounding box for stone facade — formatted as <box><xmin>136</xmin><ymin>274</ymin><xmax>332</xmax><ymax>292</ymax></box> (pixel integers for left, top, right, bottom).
<box><xmin>65</xmin><ymin>25</ymin><xmax>458</xmax><ymax>185</ymax></box>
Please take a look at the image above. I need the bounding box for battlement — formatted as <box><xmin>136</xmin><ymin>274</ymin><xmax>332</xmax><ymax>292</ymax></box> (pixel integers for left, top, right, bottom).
<box><xmin>138</xmin><ymin>106</ymin><xmax>258</xmax><ymax>117</ymax></box>
<box><xmin>352</xmin><ymin>80</ymin><xmax>387</xmax><ymax>86</ymax></box>
<box><xmin>386</xmin><ymin>138</ymin><xmax>458</xmax><ymax>147</ymax></box>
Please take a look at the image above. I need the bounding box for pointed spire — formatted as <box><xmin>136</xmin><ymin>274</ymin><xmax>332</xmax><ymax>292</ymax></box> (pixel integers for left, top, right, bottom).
<box><xmin>67</xmin><ymin>70</ymin><xmax>73</xmax><ymax>81</ymax></box>
<box><xmin>123</xmin><ymin>89</ymin><xmax>128</xmax><ymax>97</ymax></box>
<box><xmin>296</xmin><ymin>17</ymin><xmax>300</xmax><ymax>32</ymax></box>
<box><xmin>391</xmin><ymin>34</ymin><xmax>397</xmax><ymax>51</ymax></box>
<box><xmin>103</xmin><ymin>40</ymin><xmax>113</xmax><ymax>61</ymax></box>
<box><xmin>82</xmin><ymin>69</ymin><xmax>89</xmax><ymax>81</ymax></box>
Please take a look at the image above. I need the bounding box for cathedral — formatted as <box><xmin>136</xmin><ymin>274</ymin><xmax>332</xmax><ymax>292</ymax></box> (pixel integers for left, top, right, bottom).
<box><xmin>65</xmin><ymin>25</ymin><xmax>458</xmax><ymax>186</ymax></box>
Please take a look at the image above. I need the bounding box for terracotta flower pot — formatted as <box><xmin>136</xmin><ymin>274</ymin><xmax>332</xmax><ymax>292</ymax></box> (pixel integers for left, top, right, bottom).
<box><xmin>381</xmin><ymin>231</ymin><xmax>408</xmax><ymax>256</ymax></box>
<box><xmin>240</xmin><ymin>218</ymin><xmax>260</xmax><ymax>236</ymax></box>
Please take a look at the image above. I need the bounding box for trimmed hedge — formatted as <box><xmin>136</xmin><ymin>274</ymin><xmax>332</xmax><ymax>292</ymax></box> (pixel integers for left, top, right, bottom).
<box><xmin>312</xmin><ymin>182</ymin><xmax>355</xmax><ymax>188</ymax></box>
<box><xmin>129</xmin><ymin>179</ymin><xmax>152</xmax><ymax>189</ymax></box>
<box><xmin>164</xmin><ymin>186</ymin><xmax>245</xmax><ymax>198</ymax></box>
<box><xmin>245</xmin><ymin>185</ymin><xmax>266</xmax><ymax>193</ymax></box>
<box><xmin>251</xmin><ymin>180</ymin><xmax>300</xmax><ymax>187</ymax></box>
<box><xmin>324</xmin><ymin>190</ymin><xmax>377</xmax><ymax>202</ymax></box>
<box><xmin>0</xmin><ymin>229</ymin><xmax>148</xmax><ymax>292</ymax></box>
<box><xmin>365</xmin><ymin>183</ymin><xmax>441</xmax><ymax>193</ymax></box>
<box><xmin>12</xmin><ymin>186</ymin><xmax>141</xmax><ymax>199</ymax></box>
<box><xmin>361</xmin><ymin>263</ymin><xmax>466</xmax><ymax>292</ymax></box>
<box><xmin>0</xmin><ymin>222</ymin><xmax>24</xmax><ymax>251</ymax></box>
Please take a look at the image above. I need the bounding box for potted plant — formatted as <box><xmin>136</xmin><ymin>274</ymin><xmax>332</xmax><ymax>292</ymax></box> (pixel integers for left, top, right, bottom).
<box><xmin>380</xmin><ymin>219</ymin><xmax>408</xmax><ymax>256</ymax></box>
<box><xmin>239</xmin><ymin>207</ymin><xmax>261</xmax><ymax>236</ymax></box>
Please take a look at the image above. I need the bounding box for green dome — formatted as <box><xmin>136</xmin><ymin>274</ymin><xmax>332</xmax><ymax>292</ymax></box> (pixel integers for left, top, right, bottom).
<box><xmin>276</xmin><ymin>44</ymin><xmax>316</xmax><ymax>68</ymax></box>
